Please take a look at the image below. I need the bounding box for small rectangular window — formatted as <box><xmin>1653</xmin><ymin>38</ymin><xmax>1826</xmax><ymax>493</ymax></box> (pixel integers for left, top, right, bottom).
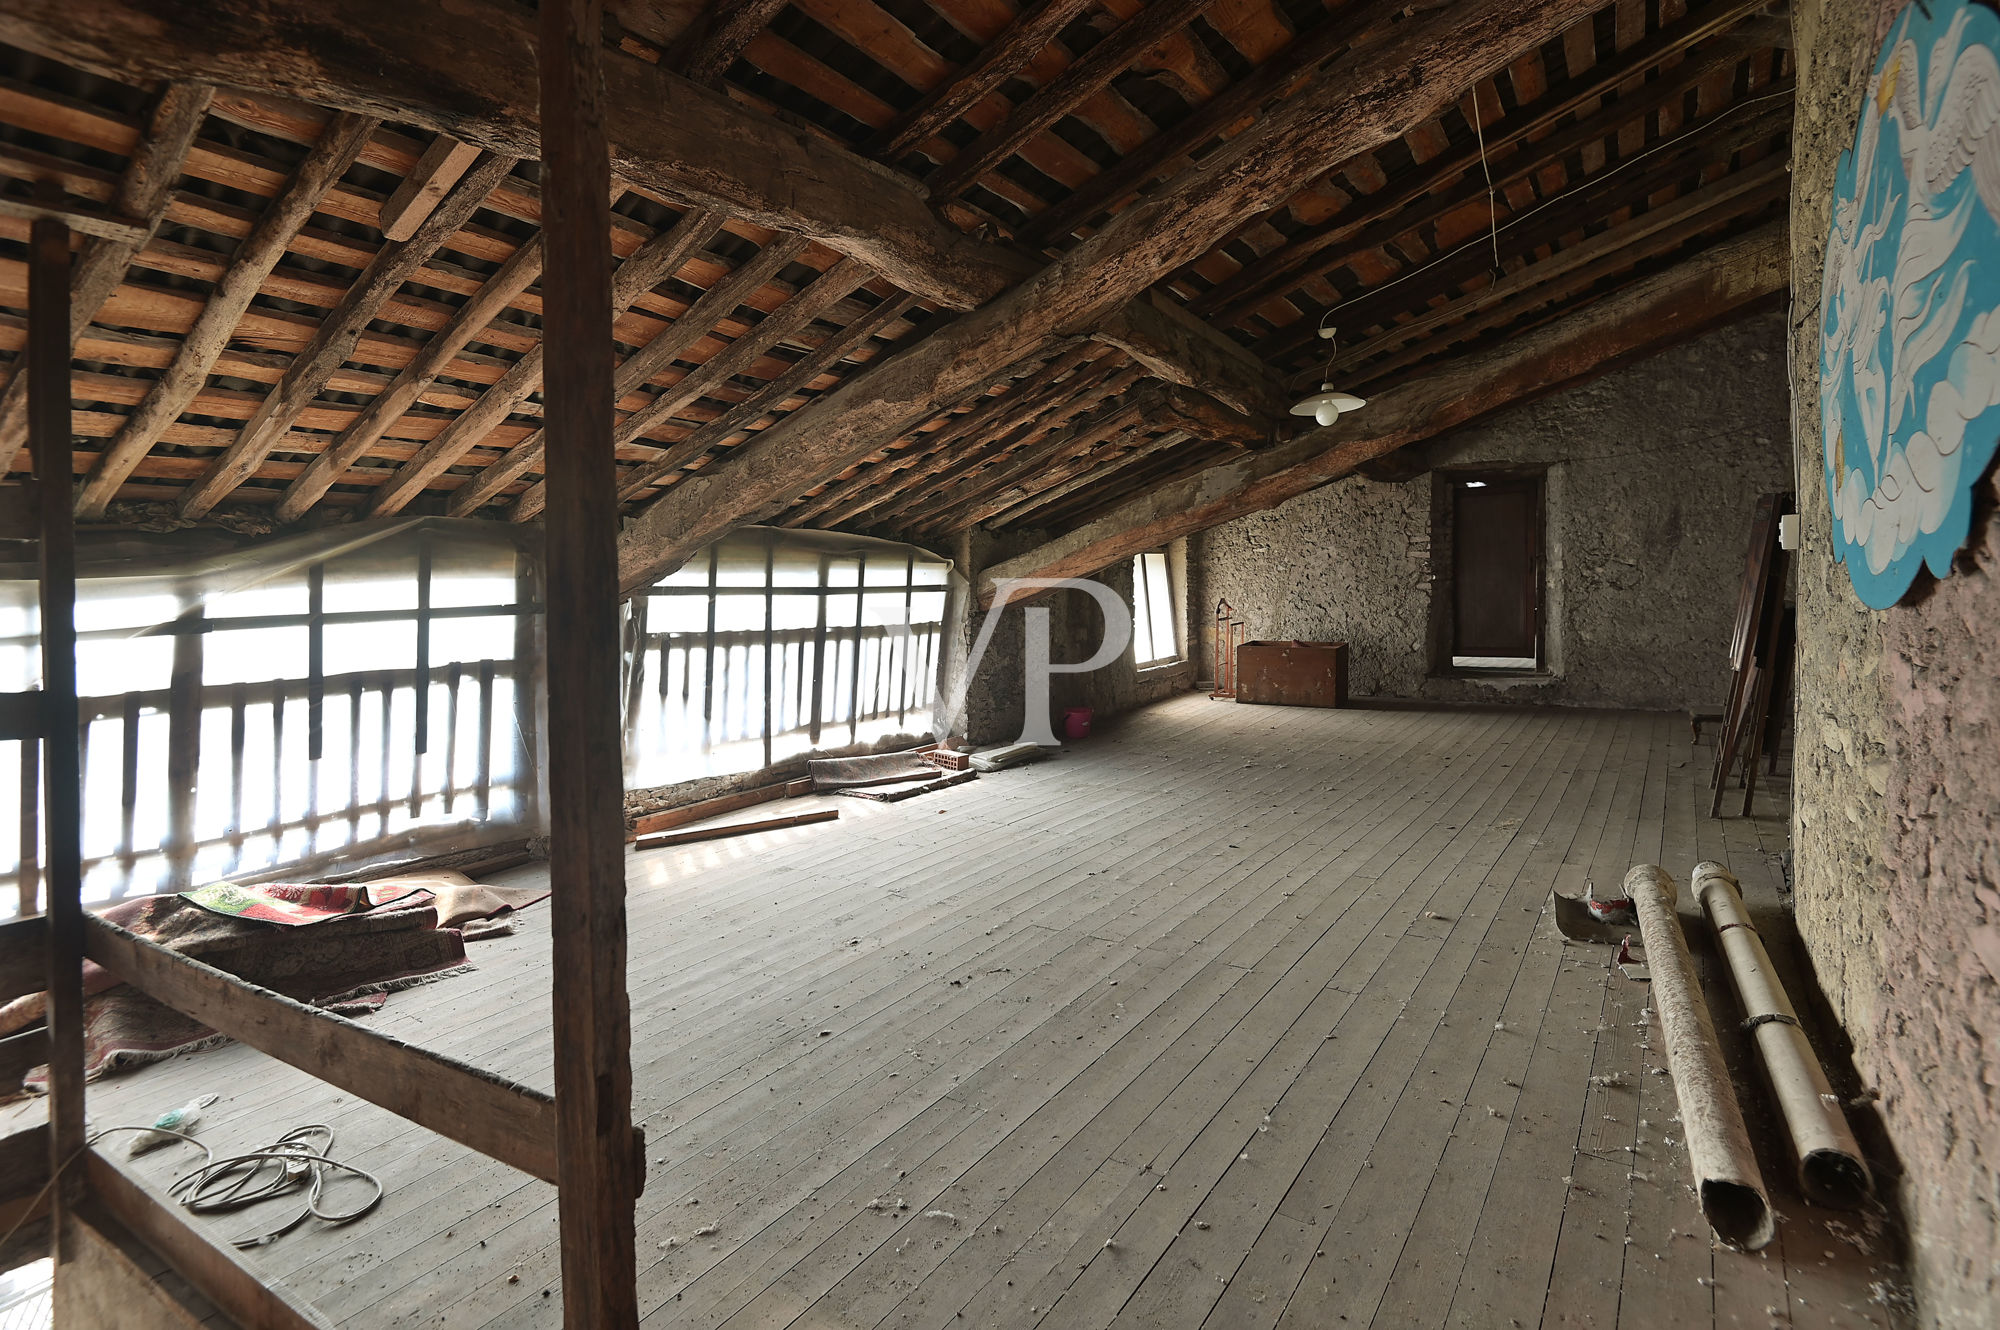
<box><xmin>1131</xmin><ymin>551</ymin><xmax>1177</xmax><ymax>666</ymax></box>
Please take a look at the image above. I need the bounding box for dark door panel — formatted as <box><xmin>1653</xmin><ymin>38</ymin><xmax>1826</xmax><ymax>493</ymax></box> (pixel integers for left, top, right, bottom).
<box><xmin>1451</xmin><ymin>478</ymin><xmax>1540</xmax><ymax>661</ymax></box>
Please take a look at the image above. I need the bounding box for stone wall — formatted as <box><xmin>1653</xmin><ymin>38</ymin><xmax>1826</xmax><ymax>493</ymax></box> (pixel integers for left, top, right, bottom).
<box><xmin>1190</xmin><ymin>309</ymin><xmax>1794</xmax><ymax>710</ymax></box>
<box><xmin>934</xmin><ymin>530</ymin><xmax>1194</xmax><ymax>748</ymax></box>
<box><xmin>1792</xmin><ymin>2</ymin><xmax>2000</xmax><ymax>1323</ymax></box>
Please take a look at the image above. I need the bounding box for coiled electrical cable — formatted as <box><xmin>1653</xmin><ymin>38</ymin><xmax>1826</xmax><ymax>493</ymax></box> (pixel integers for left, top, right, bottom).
<box><xmin>164</xmin><ymin>1124</ymin><xmax>383</xmax><ymax>1249</ymax></box>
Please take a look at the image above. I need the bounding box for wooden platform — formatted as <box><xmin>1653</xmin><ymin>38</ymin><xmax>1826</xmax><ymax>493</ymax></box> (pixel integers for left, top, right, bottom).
<box><xmin>11</xmin><ymin>697</ymin><xmax>1908</xmax><ymax>1328</ymax></box>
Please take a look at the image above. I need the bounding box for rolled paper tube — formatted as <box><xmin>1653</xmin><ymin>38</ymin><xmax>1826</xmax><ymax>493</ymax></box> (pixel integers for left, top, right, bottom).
<box><xmin>1624</xmin><ymin>862</ymin><xmax>1775</xmax><ymax>1249</ymax></box>
<box><xmin>1692</xmin><ymin>861</ymin><xmax>1873</xmax><ymax>1209</ymax></box>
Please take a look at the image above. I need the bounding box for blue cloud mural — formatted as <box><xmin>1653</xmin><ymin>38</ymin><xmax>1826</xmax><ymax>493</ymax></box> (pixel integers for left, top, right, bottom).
<box><xmin>1821</xmin><ymin>1</ymin><xmax>2000</xmax><ymax>608</ymax></box>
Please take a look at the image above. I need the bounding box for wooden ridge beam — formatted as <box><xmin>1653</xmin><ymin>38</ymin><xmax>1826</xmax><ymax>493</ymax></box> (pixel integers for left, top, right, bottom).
<box><xmin>367</xmin><ymin>204</ymin><xmax>719</xmax><ymax>516</ymax></box>
<box><xmin>74</xmin><ymin>112</ymin><xmax>378</xmax><ymax>516</ymax></box>
<box><xmin>1093</xmin><ymin>288</ymin><xmax>1283</xmax><ymax>417</ymax></box>
<box><xmin>0</xmin><ymin>80</ymin><xmax>212</xmax><ymax>474</ymax></box>
<box><xmin>275</xmin><ymin>233</ymin><xmax>548</xmax><ymax>520</ymax></box>
<box><xmin>0</xmin><ymin>0</ymin><xmax>1023</xmax><ymax>309</ymax></box>
<box><xmin>378</xmin><ymin>133</ymin><xmax>482</xmax><ymax>242</ymax></box>
<box><xmin>177</xmin><ymin>150</ymin><xmax>519</xmax><ymax>518</ymax></box>
<box><xmin>1193</xmin><ymin>0</ymin><xmax>1777</xmax><ymax>321</ymax></box>
<box><xmin>926</xmin><ymin>0</ymin><xmax>1225</xmax><ymax>201</ymax></box>
<box><xmin>978</xmin><ymin>221</ymin><xmax>1789</xmax><ymax>603</ymax></box>
<box><xmin>617</xmin><ymin>0</ymin><xmax>1593</xmax><ymax>591</ymax></box>
<box><xmin>873</xmin><ymin>0</ymin><xmax>1099</xmax><ymax>160</ymax></box>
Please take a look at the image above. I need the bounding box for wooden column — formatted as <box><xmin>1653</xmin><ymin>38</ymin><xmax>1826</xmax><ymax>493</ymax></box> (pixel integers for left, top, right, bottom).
<box><xmin>29</xmin><ymin>214</ymin><xmax>86</xmax><ymax>1234</ymax></box>
<box><xmin>538</xmin><ymin>2</ymin><xmax>641</xmax><ymax>1326</ymax></box>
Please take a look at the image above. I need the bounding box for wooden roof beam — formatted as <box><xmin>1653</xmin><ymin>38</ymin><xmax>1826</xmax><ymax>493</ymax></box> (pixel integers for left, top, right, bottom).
<box><xmin>873</xmin><ymin>0</ymin><xmax>1099</xmax><ymax>161</ymax></box>
<box><xmin>925</xmin><ymin>0</ymin><xmax>1226</xmax><ymax>201</ymax></box>
<box><xmin>364</xmin><ymin>203</ymin><xmax>719</xmax><ymax>516</ymax></box>
<box><xmin>977</xmin><ymin>221</ymin><xmax>1788</xmax><ymax>605</ymax></box>
<box><xmin>1198</xmin><ymin>7</ymin><xmax>1781</xmax><ymax>324</ymax></box>
<box><xmin>979</xmin><ymin>427</ymin><xmax>1194</xmax><ymax>529</ymax></box>
<box><xmin>74</xmin><ymin>111</ymin><xmax>379</xmax><ymax>516</ymax></box>
<box><xmin>0</xmin><ymin>80</ymin><xmax>212</xmax><ymax>474</ymax></box>
<box><xmin>274</xmin><ymin>228</ymin><xmax>547</xmax><ymax>520</ymax></box>
<box><xmin>617</xmin><ymin>0</ymin><xmax>1598</xmax><ymax>592</ymax></box>
<box><xmin>377</xmin><ymin>133</ymin><xmax>482</xmax><ymax>242</ymax></box>
<box><xmin>0</xmin><ymin>0</ymin><xmax>1019</xmax><ymax>310</ymax></box>
<box><xmin>176</xmin><ymin>150</ymin><xmax>519</xmax><ymax>519</ymax></box>
<box><xmin>594</xmin><ymin>293</ymin><xmax>922</xmax><ymax>512</ymax></box>
<box><xmin>675</xmin><ymin>0</ymin><xmax>791</xmax><ymax>87</ymax></box>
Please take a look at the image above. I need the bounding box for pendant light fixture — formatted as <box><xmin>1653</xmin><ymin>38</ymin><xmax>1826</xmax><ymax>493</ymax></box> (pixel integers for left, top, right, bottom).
<box><xmin>1290</xmin><ymin>317</ymin><xmax>1366</xmax><ymax>427</ymax></box>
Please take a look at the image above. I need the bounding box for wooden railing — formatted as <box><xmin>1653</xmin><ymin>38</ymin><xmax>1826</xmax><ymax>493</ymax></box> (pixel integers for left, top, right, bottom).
<box><xmin>625</xmin><ymin>619</ymin><xmax>941</xmax><ymax>778</ymax></box>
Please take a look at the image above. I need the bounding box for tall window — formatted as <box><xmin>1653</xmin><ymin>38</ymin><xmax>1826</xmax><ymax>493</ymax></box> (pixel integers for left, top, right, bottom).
<box><xmin>1131</xmin><ymin>550</ymin><xmax>1178</xmax><ymax>666</ymax></box>
<box><xmin>622</xmin><ymin>529</ymin><xmax>950</xmax><ymax>789</ymax></box>
<box><xmin>1447</xmin><ymin>474</ymin><xmax>1543</xmax><ymax>670</ymax></box>
<box><xmin>0</xmin><ymin>520</ymin><xmax>538</xmax><ymax>917</ymax></box>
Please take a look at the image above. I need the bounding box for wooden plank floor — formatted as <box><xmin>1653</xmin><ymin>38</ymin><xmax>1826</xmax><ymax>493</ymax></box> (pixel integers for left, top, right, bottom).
<box><xmin>17</xmin><ymin>696</ymin><xmax>1911</xmax><ymax>1328</ymax></box>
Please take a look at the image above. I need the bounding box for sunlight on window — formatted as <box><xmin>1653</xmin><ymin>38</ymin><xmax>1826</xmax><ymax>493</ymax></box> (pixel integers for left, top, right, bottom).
<box><xmin>1131</xmin><ymin>551</ymin><xmax>1177</xmax><ymax>666</ymax></box>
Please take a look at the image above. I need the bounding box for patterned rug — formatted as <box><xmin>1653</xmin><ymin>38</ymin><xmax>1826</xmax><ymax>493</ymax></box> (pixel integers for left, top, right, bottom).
<box><xmin>2</xmin><ymin>871</ymin><xmax>547</xmax><ymax>1088</ymax></box>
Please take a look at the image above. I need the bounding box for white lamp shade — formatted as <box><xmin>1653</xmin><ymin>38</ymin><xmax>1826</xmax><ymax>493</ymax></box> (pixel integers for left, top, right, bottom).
<box><xmin>1289</xmin><ymin>383</ymin><xmax>1367</xmax><ymax>427</ymax></box>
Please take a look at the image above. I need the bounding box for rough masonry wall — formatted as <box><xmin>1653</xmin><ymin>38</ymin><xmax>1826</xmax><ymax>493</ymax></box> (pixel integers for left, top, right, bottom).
<box><xmin>1793</xmin><ymin>3</ymin><xmax>1999</xmax><ymax>1322</ymax></box>
<box><xmin>1191</xmin><ymin>309</ymin><xmax>1794</xmax><ymax>710</ymax></box>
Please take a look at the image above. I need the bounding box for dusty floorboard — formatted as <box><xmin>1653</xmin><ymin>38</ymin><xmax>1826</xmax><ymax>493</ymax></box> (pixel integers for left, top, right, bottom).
<box><xmin>9</xmin><ymin>696</ymin><xmax>1909</xmax><ymax>1328</ymax></box>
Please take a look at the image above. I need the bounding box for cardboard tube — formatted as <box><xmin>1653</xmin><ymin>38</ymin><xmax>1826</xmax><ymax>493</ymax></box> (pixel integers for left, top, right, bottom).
<box><xmin>1625</xmin><ymin>863</ymin><xmax>1775</xmax><ymax>1249</ymax></box>
<box><xmin>1691</xmin><ymin>862</ymin><xmax>1873</xmax><ymax>1210</ymax></box>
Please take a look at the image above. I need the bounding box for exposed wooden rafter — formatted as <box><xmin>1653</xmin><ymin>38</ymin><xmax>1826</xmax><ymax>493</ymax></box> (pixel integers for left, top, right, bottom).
<box><xmin>618</xmin><ymin>0</ymin><xmax>1598</xmax><ymax>590</ymax></box>
<box><xmin>0</xmin><ymin>80</ymin><xmax>212</xmax><ymax>472</ymax></box>
<box><xmin>979</xmin><ymin>222</ymin><xmax>1788</xmax><ymax>603</ymax></box>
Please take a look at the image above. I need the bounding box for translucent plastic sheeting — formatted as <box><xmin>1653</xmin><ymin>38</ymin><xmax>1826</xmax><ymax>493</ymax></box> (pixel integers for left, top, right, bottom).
<box><xmin>623</xmin><ymin>527</ymin><xmax>952</xmax><ymax>790</ymax></box>
<box><xmin>0</xmin><ymin>518</ymin><xmax>542</xmax><ymax>918</ymax></box>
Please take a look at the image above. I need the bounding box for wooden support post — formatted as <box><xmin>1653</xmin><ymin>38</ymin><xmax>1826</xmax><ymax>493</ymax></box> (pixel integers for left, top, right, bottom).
<box><xmin>539</xmin><ymin>1</ymin><xmax>641</xmax><ymax>1325</ymax></box>
<box><xmin>30</xmin><ymin>212</ymin><xmax>87</xmax><ymax>1240</ymax></box>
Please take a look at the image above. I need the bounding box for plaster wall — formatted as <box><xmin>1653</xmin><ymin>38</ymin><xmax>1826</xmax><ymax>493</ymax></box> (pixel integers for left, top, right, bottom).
<box><xmin>1191</xmin><ymin>310</ymin><xmax>1794</xmax><ymax>710</ymax></box>
<box><xmin>1791</xmin><ymin>2</ymin><xmax>2000</xmax><ymax>1321</ymax></box>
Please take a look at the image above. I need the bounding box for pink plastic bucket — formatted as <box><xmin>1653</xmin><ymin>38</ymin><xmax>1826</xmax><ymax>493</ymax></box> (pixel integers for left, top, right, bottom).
<box><xmin>1064</xmin><ymin>707</ymin><xmax>1093</xmax><ymax>740</ymax></box>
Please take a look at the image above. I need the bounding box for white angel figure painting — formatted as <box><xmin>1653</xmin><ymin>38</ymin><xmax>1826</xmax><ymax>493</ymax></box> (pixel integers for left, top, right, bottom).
<box><xmin>1821</xmin><ymin>0</ymin><xmax>2000</xmax><ymax>608</ymax></box>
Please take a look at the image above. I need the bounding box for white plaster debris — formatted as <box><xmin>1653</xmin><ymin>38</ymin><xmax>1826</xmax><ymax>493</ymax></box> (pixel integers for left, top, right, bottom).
<box><xmin>923</xmin><ymin>1210</ymin><xmax>959</xmax><ymax>1225</ymax></box>
<box><xmin>694</xmin><ymin>1224</ymin><xmax>718</xmax><ymax>1237</ymax></box>
<box><xmin>1589</xmin><ymin>1073</ymin><xmax>1629</xmax><ymax>1088</ymax></box>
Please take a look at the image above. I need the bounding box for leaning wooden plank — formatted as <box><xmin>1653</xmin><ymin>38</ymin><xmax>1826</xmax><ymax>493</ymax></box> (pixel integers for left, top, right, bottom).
<box><xmin>81</xmin><ymin>912</ymin><xmax>563</xmax><ymax>1184</ymax></box>
<box><xmin>74</xmin><ymin>111</ymin><xmax>379</xmax><ymax>516</ymax></box>
<box><xmin>539</xmin><ymin>0</ymin><xmax>644</xmax><ymax>1324</ymax></box>
<box><xmin>976</xmin><ymin>222</ymin><xmax>1789</xmax><ymax>603</ymax></box>
<box><xmin>177</xmin><ymin>150</ymin><xmax>519</xmax><ymax>518</ymax></box>
<box><xmin>627</xmin><ymin>778</ymin><xmax>800</xmax><ymax>839</ymax></box>
<box><xmin>636</xmin><ymin>808</ymin><xmax>839</xmax><ymax>850</ymax></box>
<box><xmin>83</xmin><ymin>1150</ymin><xmax>333</xmax><ymax>1330</ymax></box>
<box><xmin>615</xmin><ymin>0</ymin><xmax>1594</xmax><ymax>590</ymax></box>
<box><xmin>0</xmin><ymin>914</ymin><xmax>46</xmax><ymax>1001</ymax></box>
<box><xmin>0</xmin><ymin>80</ymin><xmax>212</xmax><ymax>474</ymax></box>
<box><xmin>378</xmin><ymin>133</ymin><xmax>482</xmax><ymax>242</ymax></box>
<box><xmin>366</xmin><ymin>203</ymin><xmax>718</xmax><ymax>516</ymax></box>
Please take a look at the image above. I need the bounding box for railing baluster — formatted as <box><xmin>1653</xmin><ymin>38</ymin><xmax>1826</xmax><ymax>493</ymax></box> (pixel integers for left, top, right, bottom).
<box><xmin>18</xmin><ymin>739</ymin><xmax>38</xmax><ymax>917</ymax></box>
<box><xmin>476</xmin><ymin>659</ymin><xmax>494</xmax><ymax>819</ymax></box>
